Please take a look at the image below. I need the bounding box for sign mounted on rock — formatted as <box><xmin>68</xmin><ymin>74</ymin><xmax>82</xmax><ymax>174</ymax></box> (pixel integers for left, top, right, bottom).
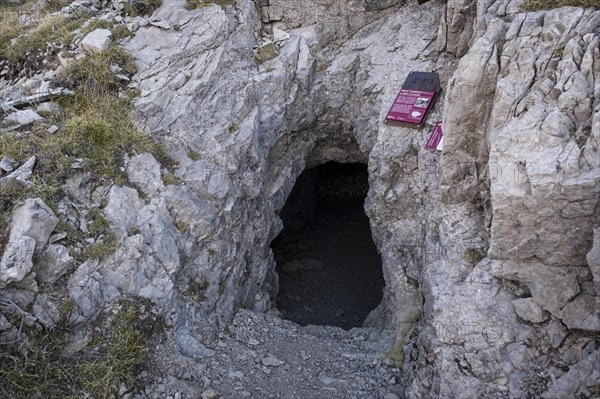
<box><xmin>384</xmin><ymin>71</ymin><xmax>441</xmax><ymax>129</ymax></box>
<box><xmin>425</xmin><ymin>121</ymin><xmax>444</xmax><ymax>151</ymax></box>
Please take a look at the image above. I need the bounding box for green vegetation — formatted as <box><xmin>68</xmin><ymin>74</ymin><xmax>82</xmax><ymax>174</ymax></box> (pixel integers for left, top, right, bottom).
<box><xmin>78</xmin><ymin>304</ymin><xmax>144</xmax><ymax>398</ymax></box>
<box><xmin>123</xmin><ymin>0</ymin><xmax>162</xmax><ymax>16</ymax></box>
<box><xmin>81</xmin><ymin>209</ymin><xmax>118</xmax><ymax>260</ymax></box>
<box><xmin>0</xmin><ymin>303</ymin><xmax>144</xmax><ymax>399</ymax></box>
<box><xmin>253</xmin><ymin>43</ymin><xmax>278</xmax><ymax>65</ymax></box>
<box><xmin>187</xmin><ymin>278</ymin><xmax>209</xmax><ymax>301</ymax></box>
<box><xmin>0</xmin><ymin>44</ymin><xmax>170</xmax><ymax>262</ymax></box>
<box><xmin>2</xmin><ymin>14</ymin><xmax>84</xmax><ymax>64</ymax></box>
<box><xmin>175</xmin><ymin>219</ymin><xmax>190</xmax><ymax>233</ymax></box>
<box><xmin>187</xmin><ymin>149</ymin><xmax>200</xmax><ymax>161</ymax></box>
<box><xmin>384</xmin><ymin>339</ymin><xmax>405</xmax><ymax>366</ymax></box>
<box><xmin>521</xmin><ymin>0</ymin><xmax>599</xmax><ymax>10</ymax></box>
<box><xmin>184</xmin><ymin>0</ymin><xmax>235</xmax><ymax>10</ymax></box>
<box><xmin>111</xmin><ymin>24</ymin><xmax>134</xmax><ymax>41</ymax></box>
<box><xmin>162</xmin><ymin>171</ymin><xmax>182</xmax><ymax>185</ymax></box>
<box><xmin>463</xmin><ymin>248</ymin><xmax>486</xmax><ymax>266</ymax></box>
<box><xmin>228</xmin><ymin>123</ymin><xmax>239</xmax><ymax>133</ymax></box>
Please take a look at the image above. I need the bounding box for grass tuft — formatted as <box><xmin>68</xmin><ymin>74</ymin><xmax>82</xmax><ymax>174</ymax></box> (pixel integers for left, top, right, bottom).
<box><xmin>184</xmin><ymin>0</ymin><xmax>235</xmax><ymax>10</ymax></box>
<box><xmin>2</xmin><ymin>14</ymin><xmax>84</xmax><ymax>64</ymax></box>
<box><xmin>123</xmin><ymin>0</ymin><xmax>162</xmax><ymax>16</ymax></box>
<box><xmin>0</xmin><ymin>303</ymin><xmax>144</xmax><ymax>399</ymax></box>
<box><xmin>254</xmin><ymin>43</ymin><xmax>278</xmax><ymax>65</ymax></box>
<box><xmin>521</xmin><ymin>0</ymin><xmax>599</xmax><ymax>10</ymax></box>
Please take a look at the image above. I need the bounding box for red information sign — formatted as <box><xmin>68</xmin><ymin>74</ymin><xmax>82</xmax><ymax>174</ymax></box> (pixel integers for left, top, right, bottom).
<box><xmin>384</xmin><ymin>72</ymin><xmax>441</xmax><ymax>129</ymax></box>
<box><xmin>386</xmin><ymin>89</ymin><xmax>437</xmax><ymax>127</ymax></box>
<box><xmin>425</xmin><ymin>121</ymin><xmax>444</xmax><ymax>151</ymax></box>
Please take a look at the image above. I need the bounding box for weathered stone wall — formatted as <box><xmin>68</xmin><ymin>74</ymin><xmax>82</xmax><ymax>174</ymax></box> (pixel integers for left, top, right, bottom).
<box><xmin>1</xmin><ymin>0</ymin><xmax>598</xmax><ymax>397</ymax></box>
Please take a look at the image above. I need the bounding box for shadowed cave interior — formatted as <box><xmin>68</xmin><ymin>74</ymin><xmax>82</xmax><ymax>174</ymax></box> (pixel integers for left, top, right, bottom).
<box><xmin>271</xmin><ymin>162</ymin><xmax>385</xmax><ymax>330</ymax></box>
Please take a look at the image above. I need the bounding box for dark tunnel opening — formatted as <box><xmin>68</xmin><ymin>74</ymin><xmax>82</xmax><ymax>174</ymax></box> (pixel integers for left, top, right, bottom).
<box><xmin>271</xmin><ymin>162</ymin><xmax>384</xmax><ymax>330</ymax></box>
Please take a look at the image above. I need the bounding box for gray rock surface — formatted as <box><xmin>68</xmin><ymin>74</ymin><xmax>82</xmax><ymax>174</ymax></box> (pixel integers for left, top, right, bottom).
<box><xmin>512</xmin><ymin>297</ymin><xmax>548</xmax><ymax>323</ymax></box>
<box><xmin>2</xmin><ymin>109</ymin><xmax>44</xmax><ymax>127</ymax></box>
<box><xmin>81</xmin><ymin>28</ymin><xmax>112</xmax><ymax>52</ymax></box>
<box><xmin>0</xmin><ymin>0</ymin><xmax>598</xmax><ymax>398</ymax></box>
<box><xmin>4</xmin><ymin>155</ymin><xmax>36</xmax><ymax>183</ymax></box>
<box><xmin>588</xmin><ymin>228</ymin><xmax>600</xmax><ymax>295</ymax></box>
<box><xmin>34</xmin><ymin>244</ymin><xmax>74</xmax><ymax>284</ymax></box>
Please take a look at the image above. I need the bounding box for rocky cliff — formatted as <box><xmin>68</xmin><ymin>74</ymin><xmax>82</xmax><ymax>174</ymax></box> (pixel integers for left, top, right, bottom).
<box><xmin>0</xmin><ymin>0</ymin><xmax>598</xmax><ymax>397</ymax></box>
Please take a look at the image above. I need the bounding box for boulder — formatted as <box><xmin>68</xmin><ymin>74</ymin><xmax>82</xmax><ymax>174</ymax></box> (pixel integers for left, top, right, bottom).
<box><xmin>561</xmin><ymin>293</ymin><xmax>600</xmax><ymax>332</ymax></box>
<box><xmin>126</xmin><ymin>153</ymin><xmax>164</xmax><ymax>197</ymax></box>
<box><xmin>81</xmin><ymin>29</ymin><xmax>112</xmax><ymax>53</ymax></box>
<box><xmin>587</xmin><ymin>228</ymin><xmax>600</xmax><ymax>296</ymax></box>
<box><xmin>512</xmin><ymin>297</ymin><xmax>547</xmax><ymax>323</ymax></box>
<box><xmin>34</xmin><ymin>244</ymin><xmax>75</xmax><ymax>284</ymax></box>
<box><xmin>8</xmin><ymin>198</ymin><xmax>59</xmax><ymax>256</ymax></box>
<box><xmin>2</xmin><ymin>109</ymin><xmax>44</xmax><ymax>128</ymax></box>
<box><xmin>4</xmin><ymin>155</ymin><xmax>36</xmax><ymax>183</ymax></box>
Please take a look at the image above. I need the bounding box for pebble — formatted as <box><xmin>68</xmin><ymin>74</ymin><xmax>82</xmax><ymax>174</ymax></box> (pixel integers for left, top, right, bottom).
<box><xmin>200</xmin><ymin>388</ymin><xmax>218</xmax><ymax>399</ymax></box>
<box><xmin>262</xmin><ymin>355</ymin><xmax>285</xmax><ymax>367</ymax></box>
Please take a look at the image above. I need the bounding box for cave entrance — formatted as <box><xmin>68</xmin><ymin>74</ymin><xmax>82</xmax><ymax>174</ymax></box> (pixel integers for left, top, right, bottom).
<box><xmin>271</xmin><ymin>162</ymin><xmax>384</xmax><ymax>330</ymax></box>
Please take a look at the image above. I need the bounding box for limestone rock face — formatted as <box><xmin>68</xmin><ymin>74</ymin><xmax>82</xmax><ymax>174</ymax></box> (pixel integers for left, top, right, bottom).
<box><xmin>0</xmin><ymin>198</ymin><xmax>57</xmax><ymax>308</ymax></box>
<box><xmin>0</xmin><ymin>0</ymin><xmax>597</xmax><ymax>398</ymax></box>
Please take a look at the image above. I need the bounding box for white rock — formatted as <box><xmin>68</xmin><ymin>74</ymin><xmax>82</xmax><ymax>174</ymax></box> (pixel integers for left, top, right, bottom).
<box><xmin>34</xmin><ymin>244</ymin><xmax>75</xmax><ymax>284</ymax></box>
<box><xmin>512</xmin><ymin>298</ymin><xmax>547</xmax><ymax>323</ymax></box>
<box><xmin>37</xmin><ymin>101</ymin><xmax>61</xmax><ymax>115</ymax></box>
<box><xmin>0</xmin><ymin>236</ymin><xmax>36</xmax><ymax>287</ymax></box>
<box><xmin>200</xmin><ymin>388</ymin><xmax>218</xmax><ymax>399</ymax></box>
<box><xmin>261</xmin><ymin>355</ymin><xmax>284</xmax><ymax>367</ymax></box>
<box><xmin>5</xmin><ymin>155</ymin><xmax>37</xmax><ymax>183</ymax></box>
<box><xmin>32</xmin><ymin>295</ymin><xmax>61</xmax><ymax>328</ymax></box>
<box><xmin>561</xmin><ymin>293</ymin><xmax>600</xmax><ymax>332</ymax></box>
<box><xmin>587</xmin><ymin>228</ymin><xmax>600</xmax><ymax>296</ymax></box>
<box><xmin>273</xmin><ymin>26</ymin><xmax>289</xmax><ymax>42</ymax></box>
<box><xmin>7</xmin><ymin>197</ymin><xmax>58</xmax><ymax>255</ymax></box>
<box><xmin>0</xmin><ymin>156</ymin><xmax>14</xmax><ymax>172</ymax></box>
<box><xmin>81</xmin><ymin>29</ymin><xmax>112</xmax><ymax>53</ymax></box>
<box><xmin>126</xmin><ymin>153</ymin><xmax>164</xmax><ymax>197</ymax></box>
<box><xmin>2</xmin><ymin>109</ymin><xmax>44</xmax><ymax>127</ymax></box>
<box><xmin>150</xmin><ymin>19</ymin><xmax>171</xmax><ymax>30</ymax></box>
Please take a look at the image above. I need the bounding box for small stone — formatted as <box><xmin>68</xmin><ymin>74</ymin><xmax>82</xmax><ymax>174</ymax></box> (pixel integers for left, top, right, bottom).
<box><xmin>248</xmin><ymin>338</ymin><xmax>260</xmax><ymax>346</ymax></box>
<box><xmin>35</xmin><ymin>244</ymin><xmax>74</xmax><ymax>284</ymax></box>
<box><xmin>3</xmin><ymin>109</ymin><xmax>44</xmax><ymax>128</ymax></box>
<box><xmin>546</xmin><ymin>320</ymin><xmax>568</xmax><ymax>349</ymax></box>
<box><xmin>5</xmin><ymin>155</ymin><xmax>36</xmax><ymax>182</ymax></box>
<box><xmin>201</xmin><ymin>388</ymin><xmax>218</xmax><ymax>399</ymax></box>
<box><xmin>150</xmin><ymin>19</ymin><xmax>171</xmax><ymax>30</ymax></box>
<box><xmin>81</xmin><ymin>29</ymin><xmax>112</xmax><ymax>53</ymax></box>
<box><xmin>0</xmin><ymin>156</ymin><xmax>14</xmax><ymax>172</ymax></box>
<box><xmin>47</xmin><ymin>125</ymin><xmax>59</xmax><ymax>134</ymax></box>
<box><xmin>37</xmin><ymin>101</ymin><xmax>61</xmax><ymax>115</ymax></box>
<box><xmin>261</xmin><ymin>355</ymin><xmax>284</xmax><ymax>367</ymax></box>
<box><xmin>48</xmin><ymin>232</ymin><xmax>68</xmax><ymax>244</ymax></box>
<box><xmin>512</xmin><ymin>297</ymin><xmax>548</xmax><ymax>323</ymax></box>
<box><xmin>273</xmin><ymin>26</ymin><xmax>290</xmax><ymax>41</ymax></box>
<box><xmin>20</xmin><ymin>78</ymin><xmax>42</xmax><ymax>95</ymax></box>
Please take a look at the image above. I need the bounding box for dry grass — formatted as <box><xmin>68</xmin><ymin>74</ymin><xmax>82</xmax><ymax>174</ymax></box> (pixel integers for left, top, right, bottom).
<box><xmin>1</xmin><ymin>10</ymin><xmax>83</xmax><ymax>64</ymax></box>
<box><xmin>0</xmin><ymin>304</ymin><xmax>144</xmax><ymax>399</ymax></box>
<box><xmin>184</xmin><ymin>0</ymin><xmax>235</xmax><ymax>10</ymax></box>
<box><xmin>521</xmin><ymin>0</ymin><xmax>599</xmax><ymax>10</ymax></box>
